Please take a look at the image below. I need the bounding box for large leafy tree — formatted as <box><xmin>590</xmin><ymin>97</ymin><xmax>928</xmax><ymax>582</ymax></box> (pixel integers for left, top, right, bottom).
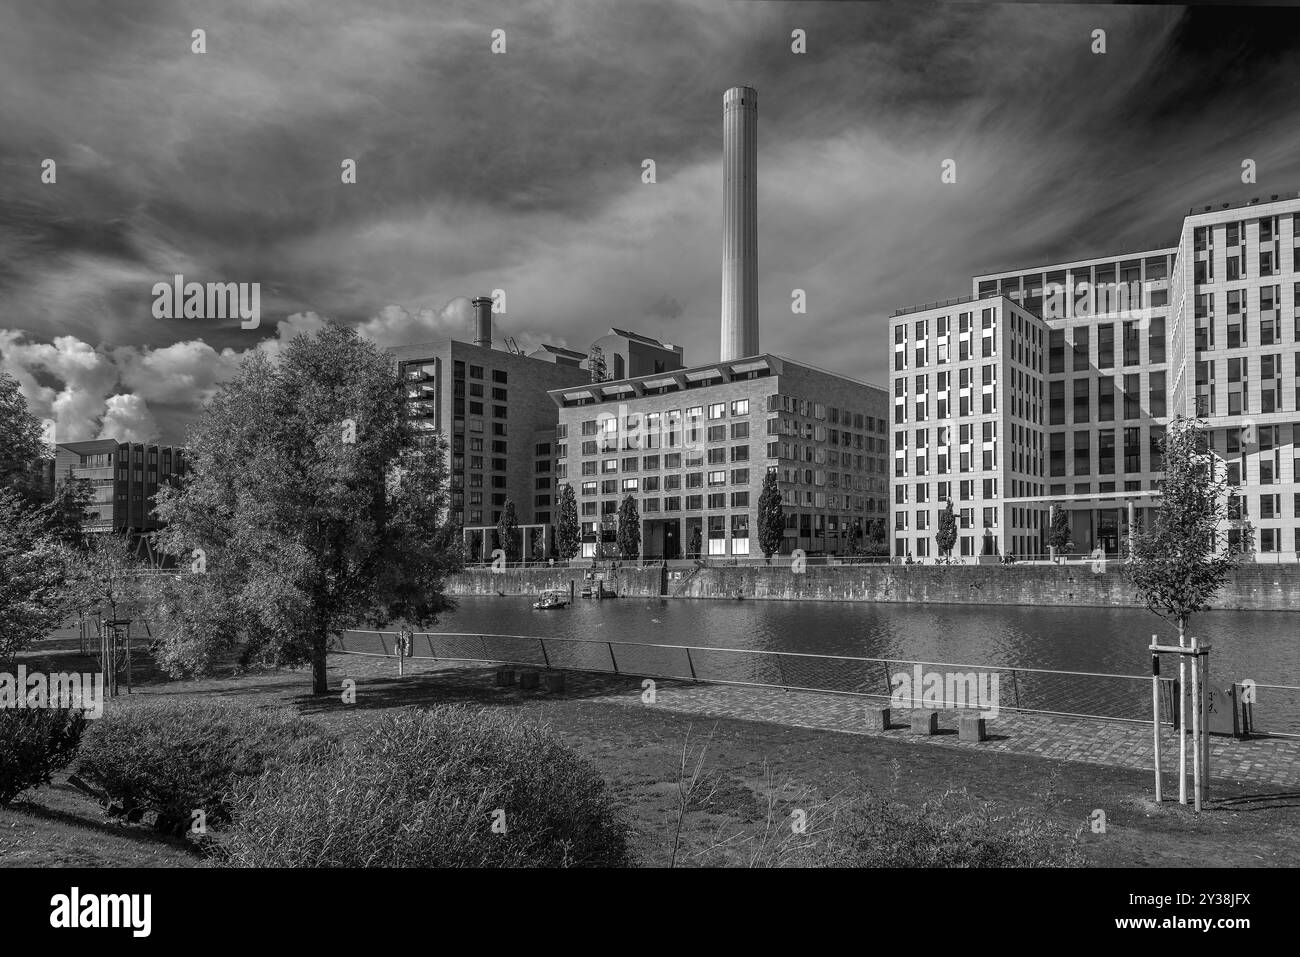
<box><xmin>150</xmin><ymin>322</ymin><xmax>462</xmax><ymax>694</ymax></box>
<box><xmin>555</xmin><ymin>483</ymin><xmax>580</xmax><ymax>561</ymax></box>
<box><xmin>0</xmin><ymin>490</ymin><xmax>78</xmax><ymax>664</ymax></box>
<box><xmin>617</xmin><ymin>494</ymin><xmax>640</xmax><ymax>560</ymax></box>
<box><xmin>936</xmin><ymin>500</ymin><xmax>957</xmax><ymax>558</ymax></box>
<box><xmin>1128</xmin><ymin>416</ymin><xmax>1250</xmax><ymax>642</ymax></box>
<box><xmin>0</xmin><ymin>371</ymin><xmax>50</xmax><ymax>505</ymax></box>
<box><xmin>496</xmin><ymin>500</ymin><xmax>521</xmax><ymax>563</ymax></box>
<box><xmin>756</xmin><ymin>470</ymin><xmax>784</xmax><ymax>560</ymax></box>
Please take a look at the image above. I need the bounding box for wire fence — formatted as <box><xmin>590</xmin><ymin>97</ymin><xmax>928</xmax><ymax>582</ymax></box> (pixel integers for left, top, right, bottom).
<box><xmin>332</xmin><ymin>630</ymin><xmax>1300</xmax><ymax>736</ymax></box>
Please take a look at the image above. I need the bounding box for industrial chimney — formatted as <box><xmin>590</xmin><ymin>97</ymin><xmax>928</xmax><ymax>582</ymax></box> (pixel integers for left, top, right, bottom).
<box><xmin>472</xmin><ymin>296</ymin><xmax>493</xmax><ymax>349</ymax></box>
<box><xmin>721</xmin><ymin>86</ymin><xmax>758</xmax><ymax>362</ymax></box>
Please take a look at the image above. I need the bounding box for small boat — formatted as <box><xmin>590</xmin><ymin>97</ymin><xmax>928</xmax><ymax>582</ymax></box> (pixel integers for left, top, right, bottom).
<box><xmin>533</xmin><ymin>589</ymin><xmax>569</xmax><ymax>610</ymax></box>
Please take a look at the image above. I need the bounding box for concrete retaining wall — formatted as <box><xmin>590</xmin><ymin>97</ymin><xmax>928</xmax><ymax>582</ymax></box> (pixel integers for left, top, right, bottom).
<box><xmin>448</xmin><ymin>562</ymin><xmax>1299</xmax><ymax>611</ymax></box>
<box><xmin>448</xmin><ymin>566</ymin><xmax>663</xmax><ymax>599</ymax></box>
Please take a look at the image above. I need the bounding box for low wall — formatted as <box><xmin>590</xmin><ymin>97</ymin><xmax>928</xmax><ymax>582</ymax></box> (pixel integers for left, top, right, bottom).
<box><xmin>447</xmin><ymin>565</ymin><xmax>663</xmax><ymax>599</ymax></box>
<box><xmin>673</xmin><ymin>562</ymin><xmax>1300</xmax><ymax>611</ymax></box>
<box><xmin>448</xmin><ymin>562</ymin><xmax>1299</xmax><ymax>611</ymax></box>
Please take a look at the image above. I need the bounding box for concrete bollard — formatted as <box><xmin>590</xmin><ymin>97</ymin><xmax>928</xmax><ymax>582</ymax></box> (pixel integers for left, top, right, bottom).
<box><xmin>518</xmin><ymin>670</ymin><xmax>540</xmax><ymax>690</ymax></box>
<box><xmin>959</xmin><ymin>714</ymin><xmax>988</xmax><ymax>742</ymax></box>
<box><xmin>865</xmin><ymin>706</ymin><xmax>892</xmax><ymax>731</ymax></box>
<box><xmin>542</xmin><ymin>671</ymin><xmax>566</xmax><ymax>694</ymax></box>
<box><xmin>910</xmin><ymin>710</ymin><xmax>939</xmax><ymax>735</ymax></box>
<box><xmin>495</xmin><ymin>667</ymin><xmax>516</xmax><ymax>687</ymax></box>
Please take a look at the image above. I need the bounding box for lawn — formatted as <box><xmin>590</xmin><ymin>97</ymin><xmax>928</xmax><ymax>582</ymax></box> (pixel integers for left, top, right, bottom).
<box><xmin>4</xmin><ymin>637</ymin><xmax>1298</xmax><ymax>867</ymax></box>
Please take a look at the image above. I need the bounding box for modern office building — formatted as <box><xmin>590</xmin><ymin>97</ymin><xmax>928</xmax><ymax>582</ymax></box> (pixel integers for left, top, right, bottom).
<box><xmin>53</xmin><ymin>438</ymin><xmax>187</xmax><ymax>535</ymax></box>
<box><xmin>888</xmin><ymin>295</ymin><xmax>1051</xmax><ymax>559</ymax></box>
<box><xmin>892</xmin><ymin>191</ymin><xmax>1300</xmax><ymax>560</ymax></box>
<box><xmin>549</xmin><ymin>355</ymin><xmax>890</xmax><ymax>559</ymax></box>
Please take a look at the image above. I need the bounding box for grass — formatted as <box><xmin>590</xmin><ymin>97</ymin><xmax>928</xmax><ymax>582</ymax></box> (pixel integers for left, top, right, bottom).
<box><xmin>4</xmin><ymin>634</ymin><xmax>1299</xmax><ymax>867</ymax></box>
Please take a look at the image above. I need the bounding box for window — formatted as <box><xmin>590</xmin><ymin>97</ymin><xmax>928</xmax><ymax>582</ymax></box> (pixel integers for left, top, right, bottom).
<box><xmin>1148</xmin><ymin>316</ymin><xmax>1165</xmax><ymax>364</ymax></box>
<box><xmin>1073</xmin><ymin>378</ymin><xmax>1090</xmax><ymax>424</ymax></box>
<box><xmin>1074</xmin><ymin>431</ymin><xmax>1090</xmax><ymax>475</ymax></box>
<box><xmin>1049</xmin><ymin>330</ymin><xmax>1065</xmax><ymax>373</ymax></box>
<box><xmin>1097</xmin><ymin>324</ymin><xmax>1114</xmax><ymax>367</ymax></box>
<box><xmin>1098</xmin><ymin>376</ymin><xmax>1114</xmax><ymax>421</ymax></box>
<box><xmin>708</xmin><ymin>403</ymin><xmax>725</xmax><ymax>420</ymax></box>
<box><xmin>731</xmin><ymin>399</ymin><xmax>749</xmax><ymax>416</ymax></box>
<box><xmin>1072</xmin><ymin>328</ymin><xmax>1089</xmax><ymax>371</ymax></box>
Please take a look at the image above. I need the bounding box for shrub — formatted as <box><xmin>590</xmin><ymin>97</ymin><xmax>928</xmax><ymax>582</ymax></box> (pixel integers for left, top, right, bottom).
<box><xmin>0</xmin><ymin>708</ymin><xmax>87</xmax><ymax>804</ymax></box>
<box><xmin>74</xmin><ymin>699</ymin><xmax>327</xmax><ymax>835</ymax></box>
<box><xmin>807</xmin><ymin>790</ymin><xmax>1085</xmax><ymax>867</ymax></box>
<box><xmin>220</xmin><ymin>705</ymin><xmax>632</xmax><ymax>867</ymax></box>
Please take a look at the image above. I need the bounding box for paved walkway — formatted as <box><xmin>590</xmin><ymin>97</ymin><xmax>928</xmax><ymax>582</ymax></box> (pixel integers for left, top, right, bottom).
<box><xmin>332</xmin><ymin>652</ymin><xmax>1300</xmax><ymax>791</ymax></box>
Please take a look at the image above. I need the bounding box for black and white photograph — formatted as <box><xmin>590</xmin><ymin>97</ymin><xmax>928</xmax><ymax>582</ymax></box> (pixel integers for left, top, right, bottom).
<box><xmin>0</xmin><ymin>0</ymin><xmax>1296</xmax><ymax>934</ymax></box>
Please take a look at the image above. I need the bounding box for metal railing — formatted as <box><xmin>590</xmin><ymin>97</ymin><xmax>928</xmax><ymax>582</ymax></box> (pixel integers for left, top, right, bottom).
<box><xmin>332</xmin><ymin>630</ymin><xmax>1299</xmax><ymax>735</ymax></box>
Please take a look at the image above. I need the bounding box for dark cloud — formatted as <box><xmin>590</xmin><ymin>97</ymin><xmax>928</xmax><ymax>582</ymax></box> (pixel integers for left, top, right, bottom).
<box><xmin>2</xmin><ymin>0</ymin><xmax>1299</xmax><ymax>442</ymax></box>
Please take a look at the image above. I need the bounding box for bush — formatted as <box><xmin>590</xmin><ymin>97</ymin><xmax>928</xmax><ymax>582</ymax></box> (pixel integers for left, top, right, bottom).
<box><xmin>0</xmin><ymin>709</ymin><xmax>87</xmax><ymax>804</ymax></box>
<box><xmin>74</xmin><ymin>699</ymin><xmax>327</xmax><ymax>835</ymax></box>
<box><xmin>220</xmin><ymin>705</ymin><xmax>632</xmax><ymax>867</ymax></box>
<box><xmin>810</xmin><ymin>790</ymin><xmax>1085</xmax><ymax>867</ymax></box>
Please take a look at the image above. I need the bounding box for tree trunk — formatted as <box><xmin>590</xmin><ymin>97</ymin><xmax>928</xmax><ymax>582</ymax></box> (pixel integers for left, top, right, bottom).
<box><xmin>312</xmin><ymin>632</ymin><xmax>329</xmax><ymax>694</ymax></box>
<box><xmin>1177</xmin><ymin>615</ymin><xmax>1187</xmax><ymax>805</ymax></box>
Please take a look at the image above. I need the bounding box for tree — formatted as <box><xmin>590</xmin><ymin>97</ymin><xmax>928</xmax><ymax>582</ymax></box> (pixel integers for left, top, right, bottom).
<box><xmin>531</xmin><ymin>531</ymin><xmax>547</xmax><ymax>563</ymax></box>
<box><xmin>617</xmin><ymin>494</ymin><xmax>640</xmax><ymax>560</ymax></box>
<box><xmin>936</xmin><ymin>499</ymin><xmax>957</xmax><ymax>559</ymax></box>
<box><xmin>1129</xmin><ymin>416</ymin><xmax>1251</xmax><ymax>639</ymax></box>
<box><xmin>497</xmin><ymin>500</ymin><xmax>521</xmax><ymax>563</ymax></box>
<box><xmin>72</xmin><ymin>533</ymin><xmax>147</xmax><ymax>624</ymax></box>
<box><xmin>150</xmin><ymin>322</ymin><xmax>462</xmax><ymax>694</ymax></box>
<box><xmin>688</xmin><ymin>525</ymin><xmax>702</xmax><ymax>560</ymax></box>
<box><xmin>1047</xmin><ymin>506</ymin><xmax>1071</xmax><ymax>555</ymax></box>
<box><xmin>43</xmin><ymin>469</ymin><xmax>95</xmax><ymax>548</ymax></box>
<box><xmin>1127</xmin><ymin>415</ymin><xmax>1251</xmax><ymax>809</ymax></box>
<box><xmin>555</xmin><ymin>483</ymin><xmax>580</xmax><ymax>561</ymax></box>
<box><xmin>0</xmin><ymin>489</ymin><xmax>79</xmax><ymax>665</ymax></box>
<box><xmin>0</xmin><ymin>371</ymin><xmax>50</xmax><ymax>506</ymax></box>
<box><xmin>756</xmin><ymin>471</ymin><xmax>784</xmax><ymax>561</ymax></box>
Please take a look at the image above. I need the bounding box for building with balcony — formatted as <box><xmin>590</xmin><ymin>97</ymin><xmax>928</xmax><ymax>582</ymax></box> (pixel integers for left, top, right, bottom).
<box><xmin>389</xmin><ymin>339</ymin><xmax>590</xmax><ymax>540</ymax></box>
<box><xmin>53</xmin><ymin>438</ymin><xmax>187</xmax><ymax>537</ymax></box>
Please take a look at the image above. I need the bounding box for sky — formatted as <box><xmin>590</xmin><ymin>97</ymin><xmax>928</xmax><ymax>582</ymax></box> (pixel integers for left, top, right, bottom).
<box><xmin>2</xmin><ymin>0</ymin><xmax>1300</xmax><ymax>445</ymax></box>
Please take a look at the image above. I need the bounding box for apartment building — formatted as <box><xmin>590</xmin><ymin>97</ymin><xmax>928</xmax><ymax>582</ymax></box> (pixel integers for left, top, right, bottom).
<box><xmin>893</xmin><ymin>191</ymin><xmax>1300</xmax><ymax>560</ymax></box>
<box><xmin>389</xmin><ymin>339</ymin><xmax>589</xmax><ymax>535</ymax></box>
<box><xmin>53</xmin><ymin>438</ymin><xmax>187</xmax><ymax>534</ymax></box>
<box><xmin>550</xmin><ymin>354</ymin><xmax>890</xmax><ymax>559</ymax></box>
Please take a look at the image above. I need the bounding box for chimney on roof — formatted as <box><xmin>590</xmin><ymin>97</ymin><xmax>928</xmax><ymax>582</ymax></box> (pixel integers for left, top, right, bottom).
<box><xmin>472</xmin><ymin>296</ymin><xmax>493</xmax><ymax>349</ymax></box>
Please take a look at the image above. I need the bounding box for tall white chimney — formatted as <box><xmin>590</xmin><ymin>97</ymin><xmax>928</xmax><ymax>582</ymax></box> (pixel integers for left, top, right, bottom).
<box><xmin>721</xmin><ymin>86</ymin><xmax>758</xmax><ymax>361</ymax></box>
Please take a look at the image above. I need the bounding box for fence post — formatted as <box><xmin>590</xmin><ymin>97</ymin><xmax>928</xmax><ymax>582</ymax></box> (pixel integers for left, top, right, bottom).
<box><xmin>608</xmin><ymin>642</ymin><xmax>619</xmax><ymax>674</ymax></box>
<box><xmin>1010</xmin><ymin>669</ymin><xmax>1021</xmax><ymax>711</ymax></box>
<box><xmin>686</xmin><ymin>647</ymin><xmax>697</xmax><ymax>680</ymax></box>
<box><xmin>539</xmin><ymin>638</ymin><xmax>551</xmax><ymax>669</ymax></box>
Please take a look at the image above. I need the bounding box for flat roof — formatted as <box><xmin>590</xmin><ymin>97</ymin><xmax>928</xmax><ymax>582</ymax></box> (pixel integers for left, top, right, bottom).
<box><xmin>549</xmin><ymin>353</ymin><xmax>885</xmax><ymax>406</ymax></box>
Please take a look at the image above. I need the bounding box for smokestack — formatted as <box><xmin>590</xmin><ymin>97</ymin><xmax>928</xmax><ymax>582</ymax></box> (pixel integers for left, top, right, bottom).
<box><xmin>472</xmin><ymin>296</ymin><xmax>493</xmax><ymax>349</ymax></box>
<box><xmin>721</xmin><ymin>86</ymin><xmax>758</xmax><ymax>361</ymax></box>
